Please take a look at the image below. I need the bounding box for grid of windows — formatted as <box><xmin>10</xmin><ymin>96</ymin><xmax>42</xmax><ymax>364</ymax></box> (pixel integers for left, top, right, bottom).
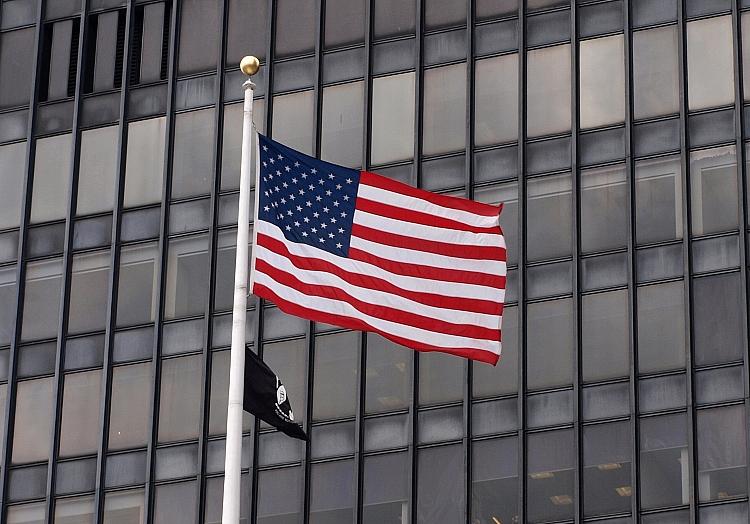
<box><xmin>1</xmin><ymin>0</ymin><xmax>750</xmax><ymax>523</ymax></box>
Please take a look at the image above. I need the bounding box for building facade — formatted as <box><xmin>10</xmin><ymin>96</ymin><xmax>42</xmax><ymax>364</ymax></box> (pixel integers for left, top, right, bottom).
<box><xmin>0</xmin><ymin>0</ymin><xmax>750</xmax><ymax>522</ymax></box>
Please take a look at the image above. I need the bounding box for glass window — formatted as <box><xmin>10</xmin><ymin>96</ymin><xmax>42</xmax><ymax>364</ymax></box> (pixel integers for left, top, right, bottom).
<box><xmin>0</xmin><ymin>266</ymin><xmax>17</xmax><ymax>347</ymax></box>
<box><xmin>87</xmin><ymin>11</ymin><xmax>122</xmax><ymax>93</ymax></box>
<box><xmin>31</xmin><ymin>133</ymin><xmax>72</xmax><ymax>224</ymax></box>
<box><xmin>325</xmin><ymin>0</ymin><xmax>365</xmax><ymax>48</ymax></box>
<box><xmin>226</xmin><ymin>0</ymin><xmax>267</xmax><ymax>64</ymax></box>
<box><xmin>419</xmin><ymin>351</ymin><xmax>463</xmax><ymax>405</ymax></box>
<box><xmin>208</xmin><ymin>350</ymin><xmax>252</xmax><ymax>436</ymax></box>
<box><xmin>221</xmin><ymin>100</ymin><xmax>265</xmax><ymax>191</ymax></box>
<box><xmin>157</xmin><ymin>354</ymin><xmax>202</xmax><ymax>442</ymax></box>
<box><xmin>527</xmin><ymin>44</ymin><xmax>571</xmax><ymax>138</ymax></box>
<box><xmin>687</xmin><ymin>15</ymin><xmax>735</xmax><ymax>110</ymax></box>
<box><xmin>68</xmin><ymin>250</ymin><xmax>110</xmax><ymax>335</ymax></box>
<box><xmin>0</xmin><ymin>384</ymin><xmax>5</xmax><ymax>452</ymax></box>
<box><xmin>116</xmin><ymin>242</ymin><xmax>158</xmax><ymax>327</ymax></box>
<box><xmin>417</xmin><ymin>445</ymin><xmax>464</xmax><ymax>523</ymax></box>
<box><xmin>54</xmin><ymin>495</ymin><xmax>95</xmax><ymax>522</ymax></box>
<box><xmin>7</xmin><ymin>502</ymin><xmax>45</xmax><ymax>523</ymax></box>
<box><xmin>472</xmin><ymin>437</ymin><xmax>519</xmax><ymax>524</ymax></box>
<box><xmin>425</xmin><ymin>0</ymin><xmax>466</xmax><ymax>29</ymax></box>
<box><xmin>475</xmin><ymin>183</ymin><xmax>518</xmax><ymax>266</ymax></box>
<box><xmin>637</xmin><ymin>281</ymin><xmax>685</xmax><ymax>373</ymax></box>
<box><xmin>135</xmin><ymin>2</ymin><xmax>167</xmax><ymax>84</ymax></box>
<box><xmin>124</xmin><ymin>117</ymin><xmax>166</xmax><ymax>208</ymax></box>
<box><xmin>108</xmin><ymin>362</ymin><xmax>152</xmax><ymax>450</ymax></box>
<box><xmin>527</xmin><ymin>429</ymin><xmax>575</xmax><ymax>523</ymax></box>
<box><xmin>153</xmin><ymin>481</ymin><xmax>197</xmax><ymax>524</ymax></box>
<box><xmin>275</xmin><ymin>0</ymin><xmax>315</xmax><ymax>57</ymax></box>
<box><xmin>697</xmin><ymin>404</ymin><xmax>748</xmax><ymax>502</ymax></box>
<box><xmin>423</xmin><ymin>63</ymin><xmax>466</xmax><ymax>156</ymax></box>
<box><xmin>744</xmin><ymin>13</ymin><xmax>750</xmax><ymax>102</ymax></box>
<box><xmin>77</xmin><ymin>125</ymin><xmax>118</xmax><ymax>215</ymax></box>
<box><xmin>257</xmin><ymin>467</ymin><xmax>302</xmax><ymax>523</ymax></box>
<box><xmin>373</xmin><ymin>0</ymin><xmax>415</xmax><ymax>39</ymax></box>
<box><xmin>364</xmin><ymin>333</ymin><xmax>411</xmax><ymax>414</ymax></box>
<box><xmin>640</xmin><ymin>412</ymin><xmax>689</xmax><ymax>509</ymax></box>
<box><xmin>371</xmin><ymin>72</ymin><xmax>415</xmax><ymax>165</ymax></box>
<box><xmin>321</xmin><ymin>81</ymin><xmax>364</xmax><ymax>168</ymax></box>
<box><xmin>475</xmin><ymin>54</ymin><xmax>518</xmax><ymax>146</ymax></box>
<box><xmin>526</xmin><ymin>173</ymin><xmax>572</xmax><ymax>261</ymax></box>
<box><xmin>171</xmin><ymin>108</ymin><xmax>215</xmax><ymax>199</ymax></box>
<box><xmin>582</xmin><ymin>290</ymin><xmax>629</xmax><ymax>382</ymax></box>
<box><xmin>362</xmin><ymin>452</ymin><xmax>409</xmax><ymax>523</ymax></box>
<box><xmin>635</xmin><ymin>155</ymin><xmax>683</xmax><ymax>245</ymax></box>
<box><xmin>103</xmin><ymin>488</ymin><xmax>146</xmax><ymax>524</ymax></box>
<box><xmin>177</xmin><ymin>0</ymin><xmax>219</xmax><ymax>75</ymax></box>
<box><xmin>473</xmin><ymin>306</ymin><xmax>518</xmax><ymax>397</ymax></box>
<box><xmin>262</xmin><ymin>339</ymin><xmax>307</xmax><ymax>425</ymax></box>
<box><xmin>164</xmin><ymin>234</ymin><xmax>209</xmax><ymax>320</ymax></box>
<box><xmin>579</xmin><ymin>35</ymin><xmax>625</xmax><ymax>129</ymax></box>
<box><xmin>59</xmin><ymin>369</ymin><xmax>102</xmax><ymax>457</ymax></box>
<box><xmin>12</xmin><ymin>377</ymin><xmax>54</xmax><ymax>463</ymax></box>
<box><xmin>580</xmin><ymin>164</ymin><xmax>627</xmax><ymax>252</ymax></box>
<box><xmin>0</xmin><ymin>141</ymin><xmax>27</xmax><ymax>229</ymax></box>
<box><xmin>21</xmin><ymin>258</ymin><xmax>62</xmax><ymax>342</ymax></box>
<box><xmin>690</xmin><ymin>145</ymin><xmax>738</xmax><ymax>236</ymax></box>
<box><xmin>583</xmin><ymin>420</ymin><xmax>632</xmax><ymax>517</ymax></box>
<box><xmin>693</xmin><ymin>273</ymin><xmax>743</xmax><ymax>366</ymax></box>
<box><xmin>310</xmin><ymin>460</ymin><xmax>355</xmax><ymax>523</ymax></box>
<box><xmin>313</xmin><ymin>332</ymin><xmax>358</xmax><ymax>420</ymax></box>
<box><xmin>0</xmin><ymin>28</ymin><xmax>35</xmax><ymax>107</ymax></box>
<box><xmin>527</xmin><ymin>298</ymin><xmax>574</xmax><ymax>390</ymax></box>
<box><xmin>633</xmin><ymin>26</ymin><xmax>679</xmax><ymax>119</ymax></box>
<box><xmin>272</xmin><ymin>90</ymin><xmax>314</xmax><ymax>155</ymax></box>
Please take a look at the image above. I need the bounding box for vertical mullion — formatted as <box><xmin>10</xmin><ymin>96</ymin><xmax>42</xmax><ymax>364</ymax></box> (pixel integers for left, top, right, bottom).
<box><xmin>143</xmin><ymin>0</ymin><xmax>179</xmax><ymax>519</ymax></box>
<box><xmin>44</xmin><ymin>1</ymin><xmax>90</xmax><ymax>521</ymax></box>
<box><xmin>676</xmin><ymin>1</ymin><xmax>698</xmax><ymax>522</ymax></box>
<box><xmin>92</xmin><ymin>0</ymin><xmax>135</xmax><ymax>522</ymax></box>
<box><xmin>0</xmin><ymin>0</ymin><xmax>47</xmax><ymax>513</ymax></box>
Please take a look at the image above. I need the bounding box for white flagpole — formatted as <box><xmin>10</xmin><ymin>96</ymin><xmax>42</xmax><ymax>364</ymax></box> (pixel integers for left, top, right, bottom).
<box><xmin>222</xmin><ymin>55</ymin><xmax>260</xmax><ymax>524</ymax></box>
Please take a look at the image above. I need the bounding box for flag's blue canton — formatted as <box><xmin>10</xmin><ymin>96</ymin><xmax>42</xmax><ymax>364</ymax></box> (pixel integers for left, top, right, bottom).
<box><xmin>257</xmin><ymin>135</ymin><xmax>361</xmax><ymax>257</ymax></box>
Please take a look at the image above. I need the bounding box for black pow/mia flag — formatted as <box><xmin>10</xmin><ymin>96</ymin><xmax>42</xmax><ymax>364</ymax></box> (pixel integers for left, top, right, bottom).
<box><xmin>243</xmin><ymin>346</ymin><xmax>308</xmax><ymax>441</ymax></box>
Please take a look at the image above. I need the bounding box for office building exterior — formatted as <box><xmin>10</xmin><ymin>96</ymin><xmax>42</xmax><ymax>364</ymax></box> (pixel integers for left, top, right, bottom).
<box><xmin>0</xmin><ymin>0</ymin><xmax>749</xmax><ymax>522</ymax></box>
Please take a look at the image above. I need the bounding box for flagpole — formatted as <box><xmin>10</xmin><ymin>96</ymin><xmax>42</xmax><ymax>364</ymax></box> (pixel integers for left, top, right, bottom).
<box><xmin>222</xmin><ymin>55</ymin><xmax>259</xmax><ymax>524</ymax></box>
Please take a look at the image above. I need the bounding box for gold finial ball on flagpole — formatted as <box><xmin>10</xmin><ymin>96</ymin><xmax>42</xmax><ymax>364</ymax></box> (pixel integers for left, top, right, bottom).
<box><xmin>240</xmin><ymin>55</ymin><xmax>260</xmax><ymax>76</ymax></box>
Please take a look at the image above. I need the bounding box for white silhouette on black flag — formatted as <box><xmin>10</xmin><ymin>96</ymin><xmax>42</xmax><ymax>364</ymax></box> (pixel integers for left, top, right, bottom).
<box><xmin>242</xmin><ymin>345</ymin><xmax>308</xmax><ymax>441</ymax></box>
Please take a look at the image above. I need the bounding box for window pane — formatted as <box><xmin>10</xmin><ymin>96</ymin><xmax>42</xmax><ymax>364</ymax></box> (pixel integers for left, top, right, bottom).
<box><xmin>373</xmin><ymin>0</ymin><xmax>415</xmax><ymax>39</ymax></box>
<box><xmin>272</xmin><ymin>90</ymin><xmax>314</xmax><ymax>155</ymax></box>
<box><xmin>153</xmin><ymin>481</ymin><xmax>197</xmax><ymax>524</ymax></box>
<box><xmin>697</xmin><ymin>404</ymin><xmax>748</xmax><ymax>502</ymax></box>
<box><xmin>364</xmin><ymin>333</ymin><xmax>411</xmax><ymax>414</ymax></box>
<box><xmin>0</xmin><ymin>266</ymin><xmax>17</xmax><ymax>347</ymax></box>
<box><xmin>221</xmin><ymin>100</ymin><xmax>265</xmax><ymax>191</ymax></box>
<box><xmin>635</xmin><ymin>155</ymin><xmax>683</xmax><ymax>245</ymax></box>
<box><xmin>640</xmin><ymin>412</ymin><xmax>689</xmax><ymax>509</ymax></box>
<box><xmin>325</xmin><ymin>0</ymin><xmax>365</xmax><ymax>48</ymax></box>
<box><xmin>472</xmin><ymin>437</ymin><xmax>519</xmax><ymax>524</ymax></box>
<box><xmin>419</xmin><ymin>351</ymin><xmax>463</xmax><ymax>405</ymax></box>
<box><xmin>690</xmin><ymin>145</ymin><xmax>738</xmax><ymax>236</ymax></box>
<box><xmin>527</xmin><ymin>173</ymin><xmax>572</xmax><ymax>261</ymax></box>
<box><xmin>582</xmin><ymin>290</ymin><xmax>629</xmax><ymax>382</ymax></box>
<box><xmin>0</xmin><ymin>141</ymin><xmax>27</xmax><ymax>229</ymax></box>
<box><xmin>262</xmin><ymin>339</ymin><xmax>307</xmax><ymax>425</ymax></box>
<box><xmin>158</xmin><ymin>354</ymin><xmax>202</xmax><ymax>442</ymax></box>
<box><xmin>527</xmin><ymin>429</ymin><xmax>575</xmax><ymax>523</ymax></box>
<box><xmin>637</xmin><ymin>281</ymin><xmax>685</xmax><ymax>373</ymax></box>
<box><xmin>68</xmin><ymin>250</ymin><xmax>110</xmax><ymax>335</ymax></box>
<box><xmin>116</xmin><ymin>242</ymin><xmax>158</xmax><ymax>327</ymax></box>
<box><xmin>59</xmin><ymin>370</ymin><xmax>102</xmax><ymax>458</ymax></box>
<box><xmin>362</xmin><ymin>452</ymin><xmax>409</xmax><ymax>523</ymax></box>
<box><xmin>124</xmin><ymin>117</ymin><xmax>166</xmax><ymax>208</ymax></box>
<box><xmin>744</xmin><ymin>13</ymin><xmax>750</xmax><ymax>102</ymax></box>
<box><xmin>310</xmin><ymin>460</ymin><xmax>355</xmax><ymax>523</ymax></box>
<box><xmin>257</xmin><ymin>467</ymin><xmax>302</xmax><ymax>523</ymax></box>
<box><xmin>583</xmin><ymin>420</ymin><xmax>632</xmax><ymax>517</ymax></box>
<box><xmin>693</xmin><ymin>272</ymin><xmax>743</xmax><ymax>366</ymax></box>
<box><xmin>208</xmin><ymin>350</ymin><xmax>252</xmax><ymax>436</ymax></box>
<box><xmin>103</xmin><ymin>488</ymin><xmax>145</xmax><ymax>524</ymax></box>
<box><xmin>527</xmin><ymin>298</ymin><xmax>574</xmax><ymax>390</ymax></box>
<box><xmin>226</xmin><ymin>0</ymin><xmax>267</xmax><ymax>64</ymax></box>
<box><xmin>321</xmin><ymin>81</ymin><xmax>364</xmax><ymax>168</ymax></box>
<box><xmin>177</xmin><ymin>0</ymin><xmax>219</xmax><ymax>75</ymax></box>
<box><xmin>31</xmin><ymin>133</ymin><xmax>72</xmax><ymax>223</ymax></box>
<box><xmin>687</xmin><ymin>16</ymin><xmax>734</xmax><ymax>110</ymax></box>
<box><xmin>164</xmin><ymin>234</ymin><xmax>209</xmax><ymax>319</ymax></box>
<box><xmin>77</xmin><ymin>125</ymin><xmax>117</xmax><ymax>215</ymax></box>
<box><xmin>12</xmin><ymin>377</ymin><xmax>54</xmax><ymax>463</ymax></box>
<box><xmin>108</xmin><ymin>362</ymin><xmax>152</xmax><ymax>450</ymax></box>
<box><xmin>633</xmin><ymin>26</ymin><xmax>679</xmax><ymax>119</ymax></box>
<box><xmin>7</xmin><ymin>502</ymin><xmax>45</xmax><ymax>523</ymax></box>
<box><xmin>527</xmin><ymin>44</ymin><xmax>571</xmax><ymax>137</ymax></box>
<box><xmin>371</xmin><ymin>73</ymin><xmax>415</xmax><ymax>165</ymax></box>
<box><xmin>171</xmin><ymin>108</ymin><xmax>215</xmax><ymax>199</ymax></box>
<box><xmin>580</xmin><ymin>164</ymin><xmax>627</xmax><ymax>252</ymax></box>
<box><xmin>475</xmin><ymin>54</ymin><xmax>518</xmax><ymax>146</ymax></box>
<box><xmin>423</xmin><ymin>63</ymin><xmax>466</xmax><ymax>156</ymax></box>
<box><xmin>313</xmin><ymin>332</ymin><xmax>358</xmax><ymax>420</ymax></box>
<box><xmin>21</xmin><ymin>258</ymin><xmax>63</xmax><ymax>342</ymax></box>
<box><xmin>275</xmin><ymin>0</ymin><xmax>315</xmax><ymax>57</ymax></box>
<box><xmin>473</xmin><ymin>306</ymin><xmax>518</xmax><ymax>397</ymax></box>
<box><xmin>54</xmin><ymin>495</ymin><xmax>95</xmax><ymax>523</ymax></box>
<box><xmin>580</xmin><ymin>35</ymin><xmax>625</xmax><ymax>129</ymax></box>
<box><xmin>0</xmin><ymin>28</ymin><xmax>35</xmax><ymax>108</ymax></box>
<box><xmin>417</xmin><ymin>445</ymin><xmax>464</xmax><ymax>523</ymax></box>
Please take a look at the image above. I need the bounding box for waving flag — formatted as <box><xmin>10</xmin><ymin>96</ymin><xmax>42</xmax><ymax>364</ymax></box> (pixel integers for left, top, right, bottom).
<box><xmin>249</xmin><ymin>134</ymin><xmax>506</xmax><ymax>365</ymax></box>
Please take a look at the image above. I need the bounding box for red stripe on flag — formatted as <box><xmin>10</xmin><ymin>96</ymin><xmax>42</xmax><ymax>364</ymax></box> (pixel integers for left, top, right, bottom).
<box><xmin>360</xmin><ymin>171</ymin><xmax>502</xmax><ymax>217</ymax></box>
<box><xmin>257</xmin><ymin>233</ymin><xmax>502</xmax><ymax>315</ymax></box>
<box><xmin>255</xmin><ymin>260</ymin><xmax>501</xmax><ymax>342</ymax></box>
<box><xmin>252</xmin><ymin>282</ymin><xmax>501</xmax><ymax>365</ymax></box>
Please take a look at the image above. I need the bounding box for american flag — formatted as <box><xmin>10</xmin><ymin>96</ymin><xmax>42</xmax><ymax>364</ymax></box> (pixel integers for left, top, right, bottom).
<box><xmin>249</xmin><ymin>134</ymin><xmax>506</xmax><ymax>365</ymax></box>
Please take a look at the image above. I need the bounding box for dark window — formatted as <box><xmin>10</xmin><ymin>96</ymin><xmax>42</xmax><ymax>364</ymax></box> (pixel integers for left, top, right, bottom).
<box><xmin>83</xmin><ymin>10</ymin><xmax>126</xmax><ymax>93</ymax></box>
<box><xmin>373</xmin><ymin>0</ymin><xmax>415</xmax><ymax>39</ymax></box>
<box><xmin>12</xmin><ymin>377</ymin><xmax>54</xmax><ymax>464</ymax></box>
<box><xmin>362</xmin><ymin>452</ymin><xmax>409</xmax><ymax>523</ymax></box>
<box><xmin>153</xmin><ymin>481</ymin><xmax>197</xmax><ymax>524</ymax></box>
<box><xmin>177</xmin><ymin>0</ymin><xmax>219</xmax><ymax>76</ymax></box>
<box><xmin>310</xmin><ymin>460</ymin><xmax>356</xmax><ymax>523</ymax></box>
<box><xmin>417</xmin><ymin>445</ymin><xmax>464</xmax><ymax>523</ymax></box>
<box><xmin>59</xmin><ymin>370</ymin><xmax>102</xmax><ymax>457</ymax></box>
<box><xmin>637</xmin><ymin>281</ymin><xmax>686</xmax><ymax>373</ymax></box>
<box><xmin>39</xmin><ymin>19</ymin><xmax>80</xmax><ymax>102</ymax></box>
<box><xmin>275</xmin><ymin>0</ymin><xmax>315</xmax><ymax>58</ymax></box>
<box><xmin>131</xmin><ymin>2</ymin><xmax>170</xmax><ymax>84</ymax></box>
<box><xmin>226</xmin><ymin>0</ymin><xmax>267</xmax><ymax>64</ymax></box>
<box><xmin>313</xmin><ymin>331</ymin><xmax>359</xmax><ymax>420</ymax></box>
<box><xmin>0</xmin><ymin>141</ymin><xmax>26</xmax><ymax>230</ymax></box>
<box><xmin>0</xmin><ymin>28</ymin><xmax>36</xmax><ymax>108</ymax></box>
<box><xmin>325</xmin><ymin>0</ymin><xmax>365</xmax><ymax>49</ymax></box>
<box><xmin>472</xmin><ymin>437</ymin><xmax>518</xmax><ymax>523</ymax></box>
<box><xmin>527</xmin><ymin>429</ymin><xmax>575</xmax><ymax>523</ymax></box>
<box><xmin>640</xmin><ymin>412</ymin><xmax>689</xmax><ymax>509</ymax></box>
<box><xmin>583</xmin><ymin>420</ymin><xmax>632</xmax><ymax>517</ymax></box>
<box><xmin>693</xmin><ymin>272</ymin><xmax>744</xmax><ymax>366</ymax></box>
<box><xmin>697</xmin><ymin>404</ymin><xmax>748</xmax><ymax>502</ymax></box>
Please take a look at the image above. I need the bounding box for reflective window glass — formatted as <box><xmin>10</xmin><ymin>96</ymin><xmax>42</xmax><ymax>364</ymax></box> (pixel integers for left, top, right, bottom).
<box><xmin>103</xmin><ymin>488</ymin><xmax>146</xmax><ymax>524</ymax></box>
<box><xmin>54</xmin><ymin>495</ymin><xmax>95</xmax><ymax>523</ymax></box>
<box><xmin>527</xmin><ymin>298</ymin><xmax>574</xmax><ymax>390</ymax></box>
<box><xmin>583</xmin><ymin>420</ymin><xmax>632</xmax><ymax>517</ymax></box>
<box><xmin>177</xmin><ymin>0</ymin><xmax>219</xmax><ymax>75</ymax></box>
<box><xmin>164</xmin><ymin>234</ymin><xmax>209</xmax><ymax>320</ymax></box>
<box><xmin>226</xmin><ymin>0</ymin><xmax>268</xmax><ymax>64</ymax></box>
<box><xmin>172</xmin><ymin>108</ymin><xmax>216</xmax><ymax>199</ymax></box>
<box><xmin>77</xmin><ymin>125</ymin><xmax>118</xmax><ymax>215</ymax></box>
<box><xmin>423</xmin><ymin>63</ymin><xmax>466</xmax><ymax>156</ymax></box>
<box><xmin>472</xmin><ymin>437</ymin><xmax>519</xmax><ymax>524</ymax></box>
<box><xmin>208</xmin><ymin>350</ymin><xmax>252</xmax><ymax>436</ymax></box>
<box><xmin>579</xmin><ymin>35</ymin><xmax>625</xmax><ymax>129</ymax></box>
<box><xmin>68</xmin><ymin>250</ymin><xmax>110</xmax><ymax>335</ymax></box>
<box><xmin>689</xmin><ymin>145</ymin><xmax>738</xmax><ymax>236</ymax></box>
<box><xmin>475</xmin><ymin>54</ymin><xmax>518</xmax><ymax>146</ymax></box>
<box><xmin>527</xmin><ymin>429</ymin><xmax>575</xmax><ymax>523</ymax></box>
<box><xmin>321</xmin><ymin>81</ymin><xmax>364</xmax><ymax>168</ymax></box>
<box><xmin>325</xmin><ymin>0</ymin><xmax>365</xmax><ymax>48</ymax></box>
<box><xmin>419</xmin><ymin>351</ymin><xmax>463</xmax><ymax>405</ymax></box>
<box><xmin>0</xmin><ymin>141</ymin><xmax>27</xmax><ymax>229</ymax></box>
<box><xmin>262</xmin><ymin>339</ymin><xmax>307</xmax><ymax>425</ymax></box>
<box><xmin>31</xmin><ymin>133</ymin><xmax>72</xmax><ymax>224</ymax></box>
<box><xmin>473</xmin><ymin>306</ymin><xmax>518</xmax><ymax>397</ymax></box>
<box><xmin>275</xmin><ymin>0</ymin><xmax>315</xmax><ymax>57</ymax></box>
<box><xmin>310</xmin><ymin>460</ymin><xmax>355</xmax><ymax>523</ymax></box>
<box><xmin>527</xmin><ymin>173</ymin><xmax>572</xmax><ymax>261</ymax></box>
<box><xmin>313</xmin><ymin>331</ymin><xmax>359</xmax><ymax>420</ymax></box>
<box><xmin>7</xmin><ymin>502</ymin><xmax>45</xmax><ymax>523</ymax></box>
<box><xmin>362</xmin><ymin>452</ymin><xmax>409</xmax><ymax>523</ymax></box>
<box><xmin>0</xmin><ymin>28</ymin><xmax>35</xmax><ymax>108</ymax></box>
<box><xmin>108</xmin><ymin>362</ymin><xmax>152</xmax><ymax>450</ymax></box>
<box><xmin>635</xmin><ymin>155</ymin><xmax>683</xmax><ymax>245</ymax></box>
<box><xmin>257</xmin><ymin>467</ymin><xmax>302</xmax><ymax>523</ymax></box>
<box><xmin>693</xmin><ymin>272</ymin><xmax>743</xmax><ymax>366</ymax></box>
<box><xmin>158</xmin><ymin>354</ymin><xmax>202</xmax><ymax>442</ymax></box>
<box><xmin>687</xmin><ymin>16</ymin><xmax>735</xmax><ymax>110</ymax></box>
<box><xmin>153</xmin><ymin>481</ymin><xmax>197</xmax><ymax>524</ymax></box>
<box><xmin>365</xmin><ymin>333</ymin><xmax>411</xmax><ymax>414</ymax></box>
<box><xmin>640</xmin><ymin>412</ymin><xmax>689</xmax><ymax>509</ymax></box>
<box><xmin>0</xmin><ymin>266</ymin><xmax>17</xmax><ymax>347</ymax></box>
<box><xmin>744</xmin><ymin>13</ymin><xmax>750</xmax><ymax>102</ymax></box>
<box><xmin>637</xmin><ymin>281</ymin><xmax>685</xmax><ymax>373</ymax></box>
<box><xmin>527</xmin><ymin>44</ymin><xmax>571</xmax><ymax>137</ymax></box>
<box><xmin>697</xmin><ymin>404</ymin><xmax>748</xmax><ymax>502</ymax></box>
<box><xmin>475</xmin><ymin>183</ymin><xmax>518</xmax><ymax>266</ymax></box>
<box><xmin>580</xmin><ymin>164</ymin><xmax>627</xmax><ymax>253</ymax></box>
<box><xmin>633</xmin><ymin>26</ymin><xmax>679</xmax><ymax>119</ymax></box>
<box><xmin>417</xmin><ymin>445</ymin><xmax>464</xmax><ymax>523</ymax></box>
<box><xmin>116</xmin><ymin>242</ymin><xmax>158</xmax><ymax>327</ymax></box>
<box><xmin>582</xmin><ymin>290</ymin><xmax>629</xmax><ymax>382</ymax></box>
<box><xmin>371</xmin><ymin>72</ymin><xmax>415</xmax><ymax>165</ymax></box>
<box><xmin>43</xmin><ymin>19</ymin><xmax>76</xmax><ymax>101</ymax></box>
<box><xmin>221</xmin><ymin>100</ymin><xmax>265</xmax><ymax>191</ymax></box>
<box><xmin>21</xmin><ymin>258</ymin><xmax>63</xmax><ymax>342</ymax></box>
<box><xmin>12</xmin><ymin>377</ymin><xmax>54</xmax><ymax>463</ymax></box>
<box><xmin>373</xmin><ymin>0</ymin><xmax>415</xmax><ymax>39</ymax></box>
<box><xmin>124</xmin><ymin>117</ymin><xmax>166</xmax><ymax>208</ymax></box>
<box><xmin>272</xmin><ymin>90</ymin><xmax>314</xmax><ymax>155</ymax></box>
<box><xmin>59</xmin><ymin>369</ymin><xmax>102</xmax><ymax>457</ymax></box>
